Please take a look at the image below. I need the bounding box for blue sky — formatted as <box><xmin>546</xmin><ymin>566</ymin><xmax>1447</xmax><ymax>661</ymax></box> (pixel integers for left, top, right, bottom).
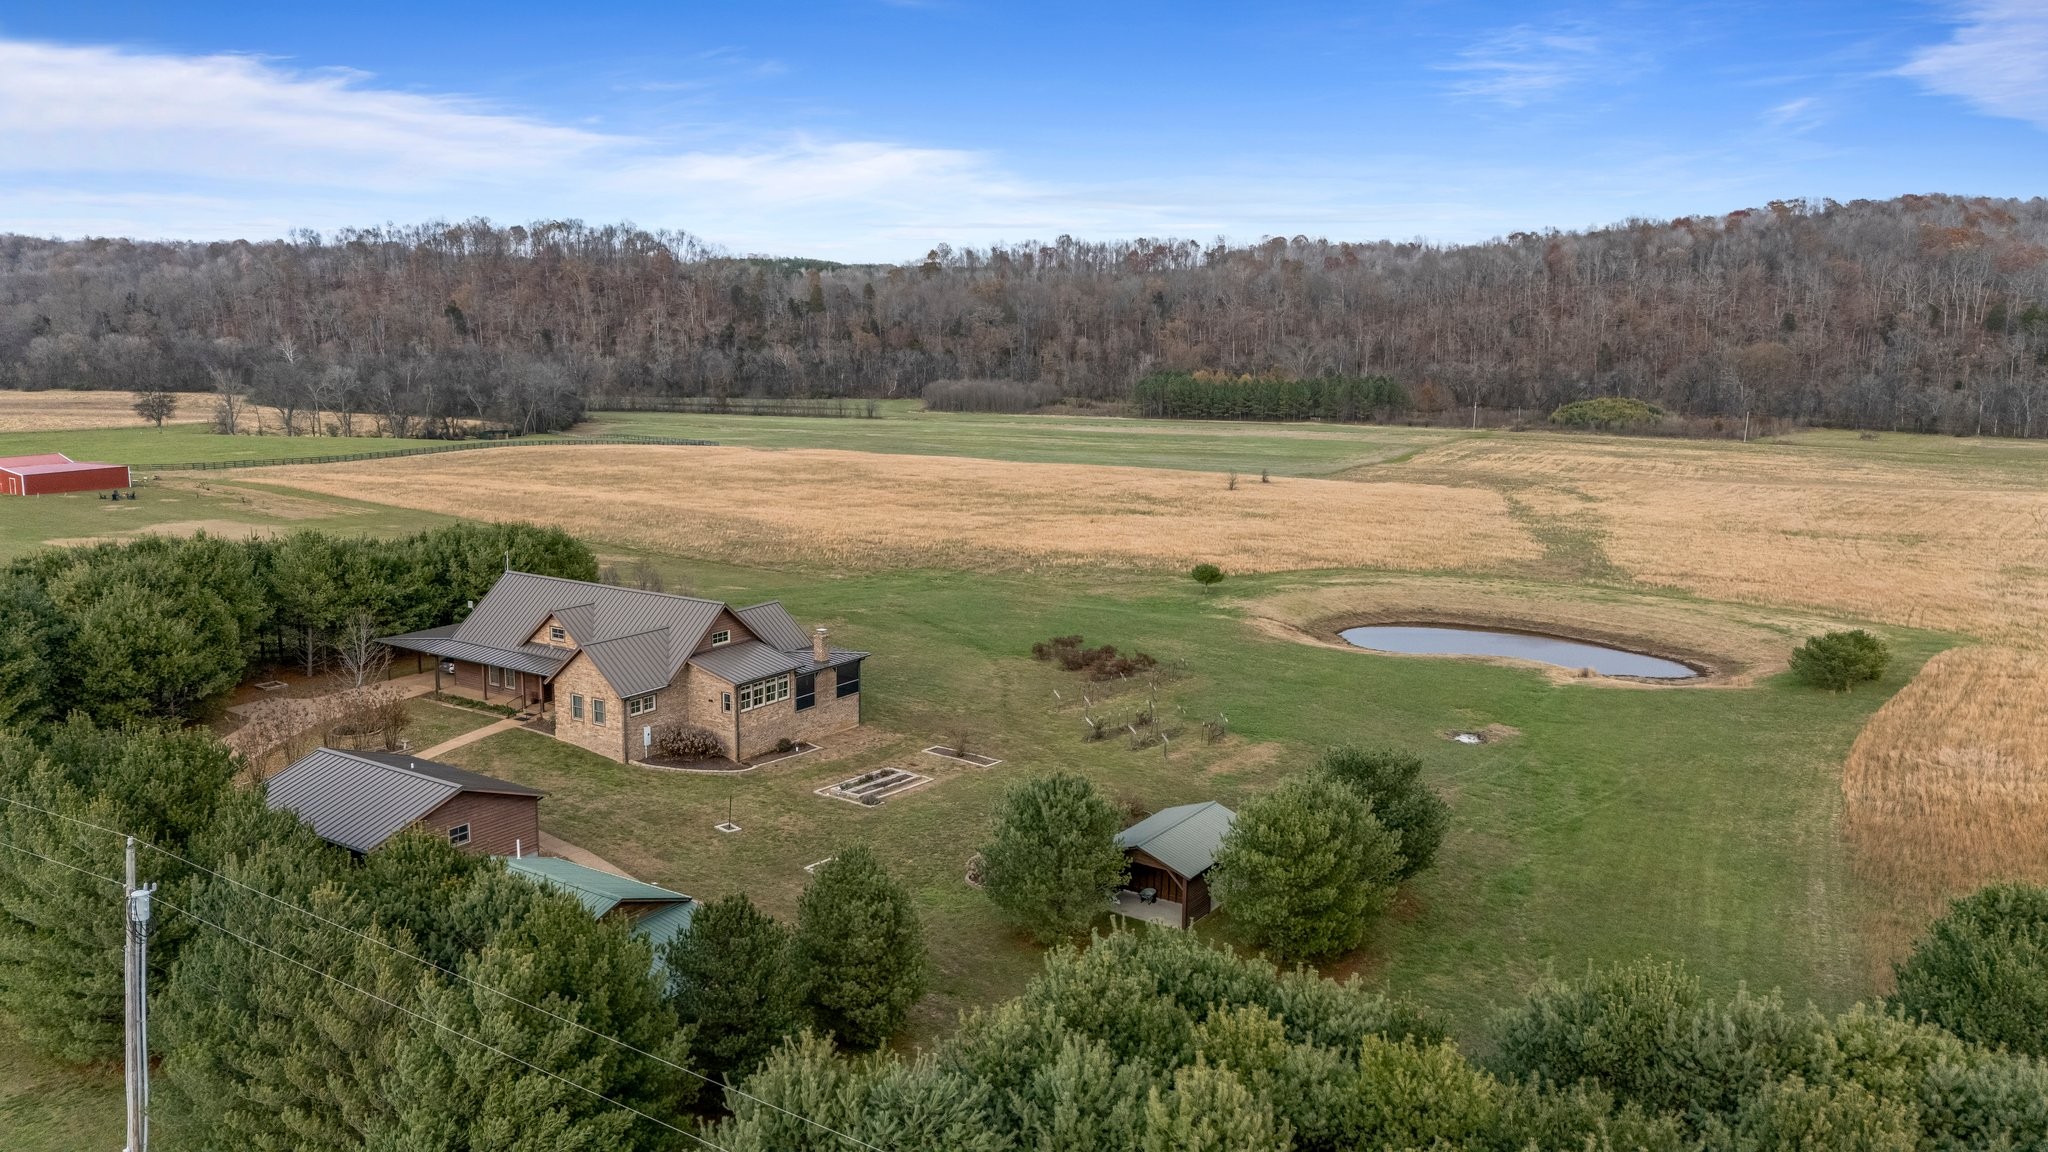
<box><xmin>1</xmin><ymin>1</ymin><xmax>2043</xmax><ymax>260</ymax></box>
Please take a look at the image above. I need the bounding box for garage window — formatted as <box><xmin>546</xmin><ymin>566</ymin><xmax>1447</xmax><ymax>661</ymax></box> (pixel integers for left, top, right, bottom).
<box><xmin>448</xmin><ymin>824</ymin><xmax>471</xmax><ymax>847</ymax></box>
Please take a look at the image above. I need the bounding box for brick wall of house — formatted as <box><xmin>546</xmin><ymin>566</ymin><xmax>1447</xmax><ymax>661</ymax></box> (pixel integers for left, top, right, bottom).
<box><xmin>552</xmin><ymin>653</ymin><xmax>627</xmax><ymax>761</ymax></box>
<box><xmin>732</xmin><ymin>665</ymin><xmax>861</xmax><ymax>758</ymax></box>
<box><xmin>417</xmin><ymin>792</ymin><xmax>540</xmax><ymax>857</ymax></box>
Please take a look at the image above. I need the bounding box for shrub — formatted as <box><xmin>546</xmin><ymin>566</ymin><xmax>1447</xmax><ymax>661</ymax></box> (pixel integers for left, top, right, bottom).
<box><xmin>979</xmin><ymin>772</ymin><xmax>1128</xmax><ymax>942</ymax></box>
<box><xmin>1549</xmin><ymin>397</ymin><xmax>1664</xmax><ymax>429</ymax></box>
<box><xmin>1134</xmin><ymin>372</ymin><xmax>1409</xmax><ymax>422</ymax></box>
<box><xmin>921</xmin><ymin>378</ymin><xmax>1062</xmax><ymax>413</ymax></box>
<box><xmin>1033</xmin><ymin>635</ymin><xmax>1158</xmax><ymax>679</ymax></box>
<box><xmin>1316</xmin><ymin>746</ymin><xmax>1450</xmax><ymax>880</ymax></box>
<box><xmin>791</xmin><ymin>846</ymin><xmax>928</xmax><ymax>1049</ymax></box>
<box><xmin>1790</xmin><ymin>630</ymin><xmax>1890</xmax><ymax>691</ymax></box>
<box><xmin>651</xmin><ymin>720</ymin><xmax>724</xmax><ymax>760</ymax></box>
<box><xmin>1890</xmin><ymin>882</ymin><xmax>2048</xmax><ymax>1057</ymax></box>
<box><xmin>1211</xmin><ymin>772</ymin><xmax>1403</xmax><ymax>962</ymax></box>
<box><xmin>1189</xmin><ymin>563</ymin><xmax>1224</xmax><ymax>591</ymax></box>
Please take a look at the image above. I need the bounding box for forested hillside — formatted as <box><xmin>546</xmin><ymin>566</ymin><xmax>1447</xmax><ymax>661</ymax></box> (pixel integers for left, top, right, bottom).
<box><xmin>4</xmin><ymin>194</ymin><xmax>2046</xmax><ymax>435</ymax></box>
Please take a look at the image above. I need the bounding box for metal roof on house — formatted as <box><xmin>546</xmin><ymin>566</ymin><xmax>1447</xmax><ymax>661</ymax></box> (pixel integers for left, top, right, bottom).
<box><xmin>502</xmin><ymin>856</ymin><xmax>696</xmax><ymax>953</ymax></box>
<box><xmin>734</xmin><ymin>602</ymin><xmax>811</xmax><ymax>652</ymax></box>
<box><xmin>1116</xmin><ymin>801</ymin><xmax>1236</xmax><ymax>880</ymax></box>
<box><xmin>266</xmin><ymin>747</ymin><xmax>543</xmax><ymax>854</ymax></box>
<box><xmin>377</xmin><ymin>572</ymin><xmax>861</xmax><ymax>697</ymax></box>
<box><xmin>688</xmin><ymin>640</ymin><xmax>806</xmax><ymax>685</ymax></box>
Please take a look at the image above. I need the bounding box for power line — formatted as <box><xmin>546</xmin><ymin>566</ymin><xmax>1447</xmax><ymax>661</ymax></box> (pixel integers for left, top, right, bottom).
<box><xmin>146</xmin><ymin>891</ymin><xmax>731</xmax><ymax>1152</ymax></box>
<box><xmin>0</xmin><ymin>792</ymin><xmax>884</xmax><ymax>1152</ymax></box>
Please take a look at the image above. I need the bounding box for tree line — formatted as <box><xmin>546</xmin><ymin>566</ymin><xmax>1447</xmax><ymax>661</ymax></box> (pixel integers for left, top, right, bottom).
<box><xmin>5</xmin><ymin>194</ymin><xmax>2048</xmax><ymax>435</ymax></box>
<box><xmin>0</xmin><ymin>522</ymin><xmax>596</xmax><ymax>730</ymax></box>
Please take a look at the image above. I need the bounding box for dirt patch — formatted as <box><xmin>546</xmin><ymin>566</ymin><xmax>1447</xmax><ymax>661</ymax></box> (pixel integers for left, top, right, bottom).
<box><xmin>1241</xmin><ymin>576</ymin><xmax>1843</xmax><ymax>687</ymax></box>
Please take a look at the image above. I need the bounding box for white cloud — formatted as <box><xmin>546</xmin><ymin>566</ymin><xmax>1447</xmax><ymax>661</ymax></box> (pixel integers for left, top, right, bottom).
<box><xmin>1439</xmin><ymin>24</ymin><xmax>1612</xmax><ymax>106</ymax></box>
<box><xmin>1899</xmin><ymin>1</ymin><xmax>2048</xmax><ymax>130</ymax></box>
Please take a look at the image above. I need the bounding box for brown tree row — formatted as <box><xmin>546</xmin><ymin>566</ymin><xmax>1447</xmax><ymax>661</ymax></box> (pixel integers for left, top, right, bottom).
<box><xmin>3</xmin><ymin>193</ymin><xmax>2046</xmax><ymax>435</ymax></box>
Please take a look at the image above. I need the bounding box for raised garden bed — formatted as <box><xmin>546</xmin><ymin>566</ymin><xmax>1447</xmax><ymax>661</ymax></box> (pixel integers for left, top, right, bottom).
<box><xmin>815</xmin><ymin>766</ymin><xmax>932</xmax><ymax>807</ymax></box>
<box><xmin>923</xmin><ymin>746</ymin><xmax>1002</xmax><ymax>768</ymax></box>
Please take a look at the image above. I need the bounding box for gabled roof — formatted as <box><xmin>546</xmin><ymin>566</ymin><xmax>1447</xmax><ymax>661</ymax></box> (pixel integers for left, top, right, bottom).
<box><xmin>1116</xmin><ymin>801</ymin><xmax>1236</xmax><ymax>880</ymax></box>
<box><xmin>377</xmin><ymin>571</ymin><xmax>867</xmax><ymax>696</ymax></box>
<box><xmin>734</xmin><ymin>601</ymin><xmax>811</xmax><ymax>652</ymax></box>
<box><xmin>267</xmin><ymin>747</ymin><xmax>544</xmax><ymax>854</ymax></box>
<box><xmin>502</xmin><ymin>856</ymin><xmax>696</xmax><ymax>953</ymax></box>
<box><xmin>0</xmin><ymin>453</ymin><xmax>73</xmax><ymax>469</ymax></box>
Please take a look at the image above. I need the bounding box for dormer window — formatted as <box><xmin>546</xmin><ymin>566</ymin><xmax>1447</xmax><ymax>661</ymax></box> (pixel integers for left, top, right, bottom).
<box><xmin>549</xmin><ymin>624</ymin><xmax>566</xmax><ymax>642</ymax></box>
<box><xmin>710</xmin><ymin>630</ymin><xmax>731</xmax><ymax>646</ymax></box>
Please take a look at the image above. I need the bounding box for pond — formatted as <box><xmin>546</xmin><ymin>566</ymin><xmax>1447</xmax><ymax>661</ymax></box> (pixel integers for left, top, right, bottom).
<box><xmin>1338</xmin><ymin>625</ymin><xmax>1699</xmax><ymax>679</ymax></box>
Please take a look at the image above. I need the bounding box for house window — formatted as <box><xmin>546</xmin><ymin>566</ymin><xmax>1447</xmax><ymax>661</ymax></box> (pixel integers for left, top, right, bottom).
<box><xmin>571</xmin><ymin>694</ymin><xmax>584</xmax><ymax>720</ymax></box>
<box><xmin>502</xmin><ymin>669</ymin><xmax>520</xmax><ymax>691</ymax></box>
<box><xmin>738</xmin><ymin>677</ymin><xmax>789</xmax><ymax>712</ymax></box>
<box><xmin>794</xmin><ymin>673</ymin><xmax>816</xmax><ymax>712</ymax></box>
<box><xmin>627</xmin><ymin>693</ymin><xmax>657</xmax><ymax>717</ymax></box>
<box><xmin>487</xmin><ymin>666</ymin><xmax>500</xmax><ymax>687</ymax></box>
<box><xmin>549</xmin><ymin>625</ymin><xmax>566</xmax><ymax>642</ymax></box>
<box><xmin>836</xmin><ymin>659</ymin><xmax>862</xmax><ymax>698</ymax></box>
<box><xmin>592</xmin><ymin>697</ymin><xmax>607</xmax><ymax>726</ymax></box>
<box><xmin>710</xmin><ymin>629</ymin><xmax>731</xmax><ymax>647</ymax></box>
<box><xmin>448</xmin><ymin>824</ymin><xmax>471</xmax><ymax>847</ymax></box>
<box><xmin>721</xmin><ymin>691</ymin><xmax>732</xmax><ymax>713</ymax></box>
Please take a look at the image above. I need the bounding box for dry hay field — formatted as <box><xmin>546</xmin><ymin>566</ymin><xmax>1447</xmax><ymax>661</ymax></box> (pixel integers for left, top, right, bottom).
<box><xmin>0</xmin><ymin>389</ymin><xmax>204</xmax><ymax>431</ymax></box>
<box><xmin>254</xmin><ymin>432</ymin><xmax>2048</xmax><ymax>963</ymax></box>
<box><xmin>252</xmin><ymin>445</ymin><xmax>1541</xmax><ymax>574</ymax></box>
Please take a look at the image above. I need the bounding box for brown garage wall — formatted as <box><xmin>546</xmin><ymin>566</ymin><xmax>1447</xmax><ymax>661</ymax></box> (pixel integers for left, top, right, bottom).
<box><xmin>419</xmin><ymin>792</ymin><xmax>540</xmax><ymax>857</ymax></box>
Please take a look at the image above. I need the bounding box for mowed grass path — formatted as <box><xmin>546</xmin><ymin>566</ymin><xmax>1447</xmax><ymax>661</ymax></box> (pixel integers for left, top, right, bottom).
<box><xmin>443</xmin><ymin>557</ymin><xmax>1936</xmax><ymax>1045</ymax></box>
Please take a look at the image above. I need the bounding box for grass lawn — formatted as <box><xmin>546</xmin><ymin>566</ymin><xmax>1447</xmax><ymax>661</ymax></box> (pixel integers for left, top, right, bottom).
<box><xmin>0</xmin><ymin>423</ymin><xmax>464</xmax><ymax>469</ymax></box>
<box><xmin>581</xmin><ymin>406</ymin><xmax>1459</xmax><ymax>476</ymax></box>
<box><xmin>440</xmin><ymin>556</ymin><xmax>1941</xmax><ymax>1047</ymax></box>
<box><xmin>401</xmin><ymin>698</ymin><xmax>505</xmax><ymax>751</ymax></box>
<box><xmin>0</xmin><ymin>476</ymin><xmax>461</xmax><ymax>562</ymax></box>
<box><xmin>0</xmin><ymin>1016</ymin><xmax>124</xmax><ymax>1152</ymax></box>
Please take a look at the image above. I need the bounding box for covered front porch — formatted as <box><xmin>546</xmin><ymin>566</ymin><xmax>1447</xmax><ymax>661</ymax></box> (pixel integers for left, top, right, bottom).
<box><xmin>1110</xmin><ymin>888</ymin><xmax>1186</xmax><ymax>929</ymax></box>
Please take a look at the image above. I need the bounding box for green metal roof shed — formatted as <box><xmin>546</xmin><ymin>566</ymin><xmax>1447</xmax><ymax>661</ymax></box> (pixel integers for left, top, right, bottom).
<box><xmin>502</xmin><ymin>856</ymin><xmax>697</xmax><ymax>960</ymax></box>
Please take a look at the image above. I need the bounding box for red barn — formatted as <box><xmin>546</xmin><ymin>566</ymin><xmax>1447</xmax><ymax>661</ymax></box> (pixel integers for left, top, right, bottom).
<box><xmin>0</xmin><ymin>453</ymin><xmax>130</xmax><ymax>496</ymax></box>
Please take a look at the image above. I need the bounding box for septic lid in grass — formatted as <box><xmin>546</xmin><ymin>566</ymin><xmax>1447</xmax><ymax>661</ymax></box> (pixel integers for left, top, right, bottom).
<box><xmin>1450</xmin><ymin>732</ymin><xmax>1484</xmax><ymax>745</ymax></box>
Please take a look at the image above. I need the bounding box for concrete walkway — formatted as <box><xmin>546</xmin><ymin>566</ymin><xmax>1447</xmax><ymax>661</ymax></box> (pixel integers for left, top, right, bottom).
<box><xmin>417</xmin><ymin>716</ymin><xmax>523</xmax><ymax>759</ymax></box>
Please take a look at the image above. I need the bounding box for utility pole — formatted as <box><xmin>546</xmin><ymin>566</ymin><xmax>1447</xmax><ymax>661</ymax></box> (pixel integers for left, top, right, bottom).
<box><xmin>124</xmin><ymin>836</ymin><xmax>155</xmax><ymax>1152</ymax></box>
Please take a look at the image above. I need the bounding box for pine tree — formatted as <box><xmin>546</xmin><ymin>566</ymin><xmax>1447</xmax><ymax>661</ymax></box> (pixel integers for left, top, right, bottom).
<box><xmin>978</xmin><ymin>772</ymin><xmax>1127</xmax><ymax>942</ymax></box>
<box><xmin>1210</xmin><ymin>772</ymin><xmax>1402</xmax><ymax>962</ymax></box>
<box><xmin>791</xmin><ymin>846</ymin><xmax>928</xmax><ymax>1050</ymax></box>
<box><xmin>663</xmin><ymin>893</ymin><xmax>798</xmax><ymax>1083</ymax></box>
<box><xmin>1315</xmin><ymin>746</ymin><xmax>1450</xmax><ymax>880</ymax></box>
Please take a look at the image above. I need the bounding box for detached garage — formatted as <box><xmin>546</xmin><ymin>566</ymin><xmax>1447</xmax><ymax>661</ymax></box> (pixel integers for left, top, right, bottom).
<box><xmin>0</xmin><ymin>453</ymin><xmax>130</xmax><ymax>496</ymax></box>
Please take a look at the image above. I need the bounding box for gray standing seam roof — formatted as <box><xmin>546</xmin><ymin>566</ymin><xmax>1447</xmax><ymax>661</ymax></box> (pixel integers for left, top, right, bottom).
<box><xmin>378</xmin><ymin>572</ymin><xmax>863</xmax><ymax>697</ymax></box>
<box><xmin>734</xmin><ymin>601</ymin><xmax>811</xmax><ymax>653</ymax></box>
<box><xmin>688</xmin><ymin>640</ymin><xmax>806</xmax><ymax>685</ymax></box>
<box><xmin>1116</xmin><ymin>801</ymin><xmax>1236</xmax><ymax>879</ymax></box>
<box><xmin>266</xmin><ymin>747</ymin><xmax>543</xmax><ymax>854</ymax></box>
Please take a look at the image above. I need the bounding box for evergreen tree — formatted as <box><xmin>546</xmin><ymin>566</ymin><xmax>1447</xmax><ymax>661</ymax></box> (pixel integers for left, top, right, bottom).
<box><xmin>0</xmin><ymin>719</ymin><xmax>240</xmax><ymax>1063</ymax></box>
<box><xmin>978</xmin><ymin>771</ymin><xmax>1127</xmax><ymax>942</ymax></box>
<box><xmin>383</xmin><ymin>889</ymin><xmax>697</xmax><ymax>1151</ymax></box>
<box><xmin>0</xmin><ymin>570</ymin><xmax>70</xmax><ymax>729</ymax></box>
<box><xmin>1890</xmin><ymin>882</ymin><xmax>2048</xmax><ymax>1057</ymax></box>
<box><xmin>1210</xmin><ymin>773</ymin><xmax>1402</xmax><ymax>962</ymax></box>
<box><xmin>1315</xmin><ymin>746</ymin><xmax>1450</xmax><ymax>880</ymax></box>
<box><xmin>791</xmin><ymin>846</ymin><xmax>928</xmax><ymax>1050</ymax></box>
<box><xmin>663</xmin><ymin>893</ymin><xmax>798</xmax><ymax>1083</ymax></box>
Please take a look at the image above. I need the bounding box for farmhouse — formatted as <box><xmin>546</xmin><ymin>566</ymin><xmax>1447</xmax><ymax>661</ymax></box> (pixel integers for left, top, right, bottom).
<box><xmin>266</xmin><ymin>746</ymin><xmax>544</xmax><ymax>856</ymax></box>
<box><xmin>379</xmin><ymin>571</ymin><xmax>866</xmax><ymax>762</ymax></box>
<box><xmin>1114</xmin><ymin>801</ymin><xmax>1235</xmax><ymax>929</ymax></box>
<box><xmin>503</xmin><ymin>855</ymin><xmax>697</xmax><ymax>961</ymax></box>
<box><xmin>0</xmin><ymin>452</ymin><xmax>129</xmax><ymax>495</ymax></box>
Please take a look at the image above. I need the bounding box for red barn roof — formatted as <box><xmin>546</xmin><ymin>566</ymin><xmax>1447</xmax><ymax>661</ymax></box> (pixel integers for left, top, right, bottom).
<box><xmin>0</xmin><ymin>453</ymin><xmax>76</xmax><ymax>470</ymax></box>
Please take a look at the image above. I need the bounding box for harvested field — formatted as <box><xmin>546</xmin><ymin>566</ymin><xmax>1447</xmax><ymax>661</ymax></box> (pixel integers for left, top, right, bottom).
<box><xmin>0</xmin><ymin>389</ymin><xmax>203</xmax><ymax>432</ymax></box>
<box><xmin>1842</xmin><ymin>646</ymin><xmax>2048</xmax><ymax>977</ymax></box>
<box><xmin>250</xmin><ymin>445</ymin><xmax>1541</xmax><ymax>573</ymax></box>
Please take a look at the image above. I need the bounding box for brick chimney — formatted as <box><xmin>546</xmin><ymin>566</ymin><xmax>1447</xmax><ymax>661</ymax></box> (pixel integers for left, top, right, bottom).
<box><xmin>813</xmin><ymin>627</ymin><xmax>830</xmax><ymax>664</ymax></box>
